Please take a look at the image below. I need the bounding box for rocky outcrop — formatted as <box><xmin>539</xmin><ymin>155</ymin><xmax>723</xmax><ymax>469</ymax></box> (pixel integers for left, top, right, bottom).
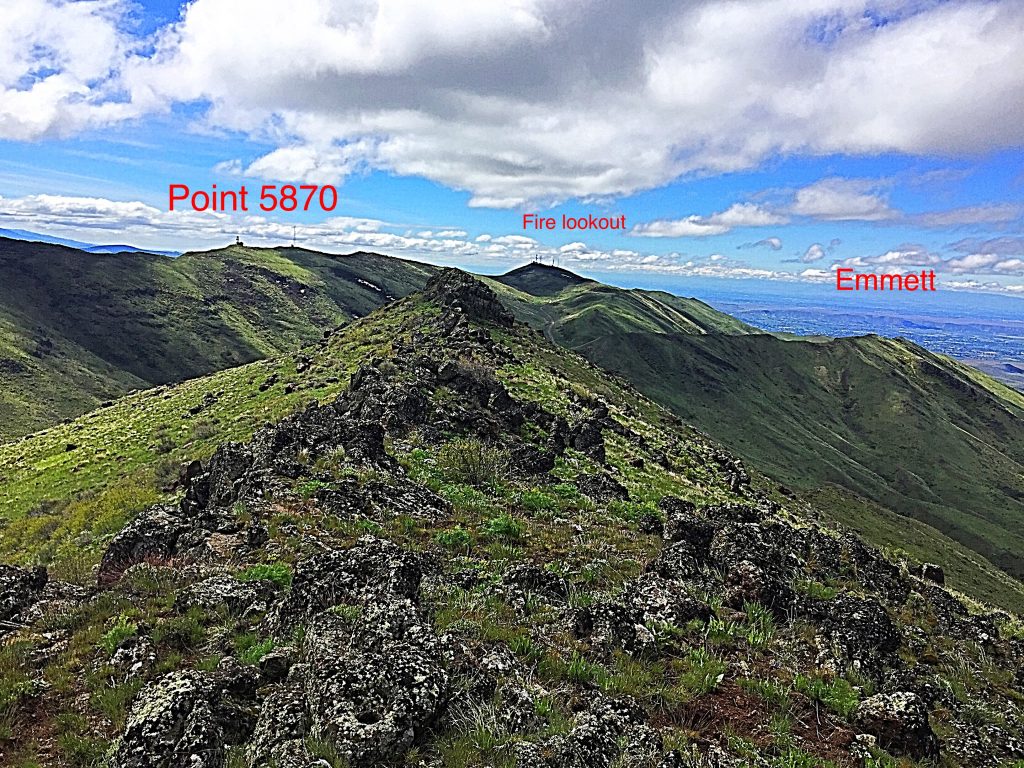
<box><xmin>423</xmin><ymin>268</ymin><xmax>514</xmax><ymax>328</ymax></box>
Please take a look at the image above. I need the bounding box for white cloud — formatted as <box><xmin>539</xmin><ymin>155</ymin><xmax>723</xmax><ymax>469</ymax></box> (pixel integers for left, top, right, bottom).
<box><xmin>5</xmin><ymin>1</ymin><xmax>1024</xmax><ymax>204</ymax></box>
<box><xmin>633</xmin><ymin>203</ymin><xmax>786</xmax><ymax>238</ymax></box>
<box><xmin>799</xmin><ymin>268</ymin><xmax>831</xmax><ymax>280</ymax></box>
<box><xmin>949</xmin><ymin>236</ymin><xmax>1024</xmax><ymax>257</ymax></box>
<box><xmin>791</xmin><ymin>178</ymin><xmax>896</xmax><ymax>221</ymax></box>
<box><xmin>946</xmin><ymin>253</ymin><xmax>1024</xmax><ymax>275</ymax></box>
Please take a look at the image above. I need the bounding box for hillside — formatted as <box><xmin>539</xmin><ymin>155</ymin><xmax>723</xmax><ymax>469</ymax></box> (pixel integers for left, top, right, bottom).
<box><xmin>580</xmin><ymin>331</ymin><xmax>1024</xmax><ymax>581</ymax></box>
<box><xmin>0</xmin><ymin>238</ymin><xmax>437</xmax><ymax>439</ymax></box>
<box><xmin>2</xmin><ymin>270</ymin><xmax>1024</xmax><ymax>767</ymax></box>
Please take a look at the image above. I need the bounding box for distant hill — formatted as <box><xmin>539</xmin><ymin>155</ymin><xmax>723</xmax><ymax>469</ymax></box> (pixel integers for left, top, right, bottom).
<box><xmin>577</xmin><ymin>330</ymin><xmax>1024</xmax><ymax>580</ymax></box>
<box><xmin>0</xmin><ymin>227</ymin><xmax>178</xmax><ymax>256</ymax></box>
<box><xmin>494</xmin><ymin>262</ymin><xmax>1024</xmax><ymax>594</ymax></box>
<box><xmin>0</xmin><ymin>252</ymin><xmax>754</xmax><ymax>440</ymax></box>
<box><xmin>0</xmin><ymin>238</ymin><xmax>437</xmax><ymax>438</ymax></box>
<box><xmin>3</xmin><ymin>246</ymin><xmax>1023</xmax><ymax>602</ymax></box>
<box><xmin>495</xmin><ymin>261</ymin><xmax>594</xmax><ymax>296</ymax></box>
<box><xmin>488</xmin><ymin>262</ymin><xmax>759</xmax><ymax>346</ymax></box>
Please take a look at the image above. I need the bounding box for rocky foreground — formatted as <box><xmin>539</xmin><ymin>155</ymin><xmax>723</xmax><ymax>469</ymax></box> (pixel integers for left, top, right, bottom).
<box><xmin>2</xmin><ymin>271</ymin><xmax>1024</xmax><ymax>767</ymax></box>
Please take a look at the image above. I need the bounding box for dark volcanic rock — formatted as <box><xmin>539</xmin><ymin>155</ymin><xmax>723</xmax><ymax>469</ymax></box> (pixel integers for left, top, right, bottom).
<box><xmin>423</xmin><ymin>268</ymin><xmax>514</xmax><ymax>328</ymax></box>
<box><xmin>274</xmin><ymin>536</ymin><xmax>422</xmax><ymax>631</ymax></box>
<box><xmin>814</xmin><ymin>594</ymin><xmax>900</xmax><ymax>679</ymax></box>
<box><xmin>568</xmin><ymin>418</ymin><xmax>607</xmax><ymax>463</ymax></box>
<box><xmin>110</xmin><ymin>662</ymin><xmax>258</xmax><ymax>768</ymax></box>
<box><xmin>576</xmin><ymin>472</ymin><xmax>628</xmax><ymax>502</ymax></box>
<box><xmin>98</xmin><ymin>506</ymin><xmax>193</xmax><ymax>586</ymax></box>
<box><xmin>660</xmin><ymin>497</ymin><xmax>717</xmax><ymax>551</ymax></box>
<box><xmin>300</xmin><ymin>601</ymin><xmax>449</xmax><ymax>766</ymax></box>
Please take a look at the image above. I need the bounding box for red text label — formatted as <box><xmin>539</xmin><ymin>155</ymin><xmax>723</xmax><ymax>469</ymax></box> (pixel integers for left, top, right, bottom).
<box><xmin>168</xmin><ymin>184</ymin><xmax>338</xmax><ymax>213</ymax></box>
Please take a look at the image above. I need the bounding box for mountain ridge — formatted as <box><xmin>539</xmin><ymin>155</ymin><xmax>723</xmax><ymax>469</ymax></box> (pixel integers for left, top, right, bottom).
<box><xmin>1</xmin><ymin>268</ymin><xmax>1023</xmax><ymax>766</ymax></box>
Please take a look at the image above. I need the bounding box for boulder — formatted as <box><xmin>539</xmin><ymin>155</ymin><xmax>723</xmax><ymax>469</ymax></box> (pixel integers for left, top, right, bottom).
<box><xmin>302</xmin><ymin>602</ymin><xmax>449</xmax><ymax>766</ymax></box>
<box><xmin>660</xmin><ymin>497</ymin><xmax>716</xmax><ymax>551</ymax></box>
<box><xmin>98</xmin><ymin>506</ymin><xmax>191</xmax><ymax>586</ymax></box>
<box><xmin>109</xmin><ymin>672</ymin><xmax>225</xmax><ymax>768</ymax></box>
<box><xmin>274</xmin><ymin>536</ymin><xmax>422</xmax><ymax>631</ymax></box>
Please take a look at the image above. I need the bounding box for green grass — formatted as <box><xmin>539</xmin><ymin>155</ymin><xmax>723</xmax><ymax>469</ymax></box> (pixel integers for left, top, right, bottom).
<box><xmin>793</xmin><ymin>673</ymin><xmax>860</xmax><ymax>719</ymax></box>
<box><xmin>236</xmin><ymin>563</ymin><xmax>293</xmax><ymax>588</ymax></box>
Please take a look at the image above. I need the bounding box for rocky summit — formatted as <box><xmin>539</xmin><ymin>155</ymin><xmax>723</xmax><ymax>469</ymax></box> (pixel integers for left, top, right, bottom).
<box><xmin>2</xmin><ymin>270</ymin><xmax>1024</xmax><ymax>767</ymax></box>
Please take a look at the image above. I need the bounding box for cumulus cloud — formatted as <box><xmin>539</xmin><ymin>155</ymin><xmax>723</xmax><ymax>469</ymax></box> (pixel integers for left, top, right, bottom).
<box><xmin>0</xmin><ymin>0</ymin><xmax>140</xmax><ymax>139</ymax></box>
<box><xmin>632</xmin><ymin>203</ymin><xmax>786</xmax><ymax>237</ymax></box>
<box><xmin>5</xmin><ymin>0</ymin><xmax>1024</xmax><ymax>205</ymax></box>
<box><xmin>827</xmin><ymin>243</ymin><xmax>1024</xmax><ymax>278</ymax></box>
<box><xmin>945</xmin><ymin>253</ymin><xmax>1024</xmax><ymax>275</ymax></box>
<box><xmin>948</xmin><ymin>236</ymin><xmax>1024</xmax><ymax>256</ymax></box>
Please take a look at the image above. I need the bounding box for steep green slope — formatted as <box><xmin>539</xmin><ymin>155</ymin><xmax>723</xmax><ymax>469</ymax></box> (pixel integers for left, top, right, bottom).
<box><xmin>581</xmin><ymin>331</ymin><xmax>1024</xmax><ymax>580</ymax></box>
<box><xmin>0</xmin><ymin>238</ymin><xmax>437</xmax><ymax>439</ymax></box>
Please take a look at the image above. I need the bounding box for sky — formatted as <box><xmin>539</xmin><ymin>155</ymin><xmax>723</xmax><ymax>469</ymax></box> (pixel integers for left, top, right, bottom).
<box><xmin>1</xmin><ymin>0</ymin><xmax>1024</xmax><ymax>297</ymax></box>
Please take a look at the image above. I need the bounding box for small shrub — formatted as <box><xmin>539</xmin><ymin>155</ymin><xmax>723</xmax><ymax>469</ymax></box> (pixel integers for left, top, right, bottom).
<box><xmin>677</xmin><ymin>648</ymin><xmax>727</xmax><ymax>697</ymax></box>
<box><xmin>519</xmin><ymin>489</ymin><xmax>556</xmax><ymax>513</ymax></box>
<box><xmin>296</xmin><ymin>479</ymin><xmax>331</xmax><ymax>499</ymax></box>
<box><xmin>794</xmin><ymin>578</ymin><xmax>838</xmax><ymax>601</ymax></box>
<box><xmin>438</xmin><ymin>438</ymin><xmax>506</xmax><ymax>487</ymax></box>
<box><xmin>794</xmin><ymin>674</ymin><xmax>859</xmax><ymax>719</ymax></box>
<box><xmin>235</xmin><ymin>634</ymin><xmax>275</xmax><ymax>665</ymax></box>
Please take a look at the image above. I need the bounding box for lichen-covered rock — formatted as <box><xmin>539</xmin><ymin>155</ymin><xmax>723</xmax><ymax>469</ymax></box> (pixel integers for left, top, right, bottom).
<box><xmin>521</xmin><ymin>696</ymin><xmax>648</xmax><ymax>768</ymax></box>
<box><xmin>109</xmin><ymin>672</ymin><xmax>225</xmax><ymax>768</ymax></box>
<box><xmin>853</xmin><ymin>691</ymin><xmax>939</xmax><ymax>760</ymax></box>
<box><xmin>246</xmin><ymin>680</ymin><xmax>311</xmax><ymax>767</ymax></box>
<box><xmin>0</xmin><ymin>564</ymin><xmax>47</xmax><ymax>624</ymax></box>
<box><xmin>623</xmin><ymin>573</ymin><xmax>713</xmax><ymax>629</ymax></box>
<box><xmin>646</xmin><ymin>541</ymin><xmax>702</xmax><ymax>582</ymax></box>
<box><xmin>299</xmin><ymin>601</ymin><xmax>448</xmax><ymax>766</ymax></box>
<box><xmin>660</xmin><ymin>497</ymin><xmax>717</xmax><ymax>551</ymax></box>
<box><xmin>110</xmin><ymin>658</ymin><xmax>260</xmax><ymax>768</ymax></box>
<box><xmin>502</xmin><ymin>563</ymin><xmax>569</xmax><ymax>602</ymax></box>
<box><xmin>274</xmin><ymin>536</ymin><xmax>422</xmax><ymax>631</ymax></box>
<box><xmin>814</xmin><ymin>595</ymin><xmax>900</xmax><ymax>679</ymax></box>
<box><xmin>98</xmin><ymin>506</ymin><xmax>192</xmax><ymax>586</ymax></box>
<box><xmin>575</xmin><ymin>472</ymin><xmax>627</xmax><ymax>501</ymax></box>
<box><xmin>174</xmin><ymin>575</ymin><xmax>267</xmax><ymax>616</ymax></box>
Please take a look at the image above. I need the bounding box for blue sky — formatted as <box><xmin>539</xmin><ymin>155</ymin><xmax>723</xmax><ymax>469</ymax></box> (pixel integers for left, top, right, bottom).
<box><xmin>1</xmin><ymin>0</ymin><xmax>1023</xmax><ymax>297</ymax></box>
